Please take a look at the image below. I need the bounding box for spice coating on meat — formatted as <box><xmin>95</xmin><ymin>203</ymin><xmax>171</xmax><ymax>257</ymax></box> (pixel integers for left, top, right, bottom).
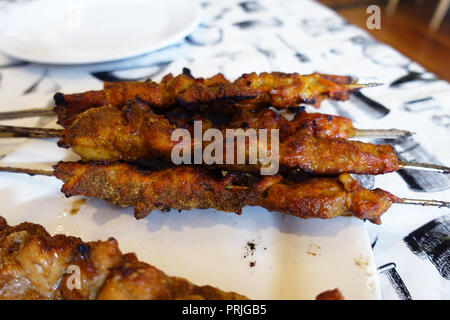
<box><xmin>288</xmin><ymin>111</ymin><xmax>355</xmax><ymax>139</ymax></box>
<box><xmin>53</xmin><ymin>162</ymin><xmax>398</xmax><ymax>223</ymax></box>
<box><xmin>58</xmin><ymin>101</ymin><xmax>177</xmax><ymax>161</ymax></box>
<box><xmin>229</xmin><ymin>109</ymin><xmax>355</xmax><ymax>140</ymax></box>
<box><xmin>0</xmin><ymin>217</ymin><xmax>346</xmax><ymax>300</ymax></box>
<box><xmin>0</xmin><ymin>217</ymin><xmax>247</xmax><ymax>300</ymax></box>
<box><xmin>233</xmin><ymin>72</ymin><xmax>353</xmax><ymax>109</ymax></box>
<box><xmin>57</xmin><ymin>103</ymin><xmax>399</xmax><ymax>175</ymax></box>
<box><xmin>54</xmin><ymin>162</ymin><xmax>248</xmax><ymax>219</ymax></box>
<box><xmin>53</xmin><ymin>72</ymin><xmax>356</xmax><ymax>127</ymax></box>
<box><xmin>280</xmin><ymin>133</ymin><xmax>399</xmax><ymax>175</ymax></box>
<box><xmin>54</xmin><ymin>72</ymin><xmax>257</xmax><ymax>127</ymax></box>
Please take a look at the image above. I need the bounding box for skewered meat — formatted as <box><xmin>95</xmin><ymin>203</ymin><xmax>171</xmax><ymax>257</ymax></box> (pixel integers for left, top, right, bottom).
<box><xmin>231</xmin><ymin>72</ymin><xmax>354</xmax><ymax>109</ymax></box>
<box><xmin>0</xmin><ymin>217</ymin><xmax>345</xmax><ymax>300</ymax></box>
<box><xmin>53</xmin><ymin>72</ymin><xmax>358</xmax><ymax>127</ymax></box>
<box><xmin>54</xmin><ymin>161</ymin><xmax>398</xmax><ymax>224</ymax></box>
<box><xmin>0</xmin><ymin>216</ymin><xmax>246</xmax><ymax>300</ymax></box>
<box><xmin>58</xmin><ymin>101</ymin><xmax>399</xmax><ymax>175</ymax></box>
<box><xmin>129</xmin><ymin>105</ymin><xmax>360</xmax><ymax>140</ymax></box>
<box><xmin>228</xmin><ymin>108</ymin><xmax>355</xmax><ymax>139</ymax></box>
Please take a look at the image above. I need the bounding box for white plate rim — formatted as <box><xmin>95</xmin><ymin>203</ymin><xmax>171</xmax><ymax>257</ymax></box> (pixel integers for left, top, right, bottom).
<box><xmin>0</xmin><ymin>0</ymin><xmax>201</xmax><ymax>65</ymax></box>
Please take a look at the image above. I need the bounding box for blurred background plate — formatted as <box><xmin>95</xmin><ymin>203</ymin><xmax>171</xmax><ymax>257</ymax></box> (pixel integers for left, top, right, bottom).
<box><xmin>0</xmin><ymin>0</ymin><xmax>201</xmax><ymax>64</ymax></box>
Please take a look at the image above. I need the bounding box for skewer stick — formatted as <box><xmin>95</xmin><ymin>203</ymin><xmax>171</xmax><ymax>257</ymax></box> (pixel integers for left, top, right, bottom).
<box><xmin>0</xmin><ymin>126</ymin><xmax>447</xmax><ymax>174</ymax></box>
<box><xmin>398</xmin><ymin>161</ymin><xmax>450</xmax><ymax>174</ymax></box>
<box><xmin>399</xmin><ymin>198</ymin><xmax>450</xmax><ymax>208</ymax></box>
<box><xmin>0</xmin><ymin>124</ymin><xmax>413</xmax><ymax>140</ymax></box>
<box><xmin>352</xmin><ymin>128</ymin><xmax>413</xmax><ymax>138</ymax></box>
<box><xmin>0</xmin><ymin>107</ymin><xmax>54</xmax><ymax>120</ymax></box>
<box><xmin>0</xmin><ymin>125</ymin><xmax>63</xmax><ymax>138</ymax></box>
<box><xmin>0</xmin><ymin>166</ymin><xmax>54</xmax><ymax>176</ymax></box>
<box><xmin>345</xmin><ymin>83</ymin><xmax>383</xmax><ymax>90</ymax></box>
<box><xmin>0</xmin><ymin>165</ymin><xmax>447</xmax><ymax>208</ymax></box>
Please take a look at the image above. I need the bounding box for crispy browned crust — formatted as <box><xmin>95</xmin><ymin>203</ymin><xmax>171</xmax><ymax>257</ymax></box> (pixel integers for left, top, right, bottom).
<box><xmin>253</xmin><ymin>173</ymin><xmax>398</xmax><ymax>224</ymax></box>
<box><xmin>58</xmin><ymin>101</ymin><xmax>177</xmax><ymax>161</ymax></box>
<box><xmin>53</xmin><ymin>72</ymin><xmax>357</xmax><ymax>127</ymax></box>
<box><xmin>0</xmin><ymin>217</ymin><xmax>345</xmax><ymax>300</ymax></box>
<box><xmin>53</xmin><ymin>162</ymin><xmax>398</xmax><ymax>223</ymax></box>
<box><xmin>288</xmin><ymin>111</ymin><xmax>355</xmax><ymax>139</ymax></box>
<box><xmin>54</xmin><ymin>162</ymin><xmax>248</xmax><ymax>219</ymax></box>
<box><xmin>233</xmin><ymin>72</ymin><xmax>354</xmax><ymax>109</ymax></box>
<box><xmin>228</xmin><ymin>109</ymin><xmax>355</xmax><ymax>139</ymax></box>
<box><xmin>54</xmin><ymin>73</ymin><xmax>256</xmax><ymax>127</ymax></box>
<box><xmin>164</xmin><ymin>107</ymin><xmax>356</xmax><ymax>140</ymax></box>
<box><xmin>315</xmin><ymin>288</ymin><xmax>345</xmax><ymax>300</ymax></box>
<box><xmin>58</xmin><ymin>103</ymin><xmax>399</xmax><ymax>175</ymax></box>
<box><xmin>0</xmin><ymin>216</ymin><xmax>247</xmax><ymax>300</ymax></box>
<box><xmin>53</xmin><ymin>91</ymin><xmax>108</xmax><ymax>128</ymax></box>
<box><xmin>280</xmin><ymin>133</ymin><xmax>399</xmax><ymax>175</ymax></box>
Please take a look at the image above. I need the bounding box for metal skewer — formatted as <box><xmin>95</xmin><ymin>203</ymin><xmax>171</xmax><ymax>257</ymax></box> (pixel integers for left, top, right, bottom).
<box><xmin>0</xmin><ymin>125</ymin><xmax>63</xmax><ymax>138</ymax></box>
<box><xmin>398</xmin><ymin>161</ymin><xmax>450</xmax><ymax>174</ymax></box>
<box><xmin>352</xmin><ymin>128</ymin><xmax>413</xmax><ymax>138</ymax></box>
<box><xmin>0</xmin><ymin>107</ymin><xmax>54</xmax><ymax>120</ymax></box>
<box><xmin>345</xmin><ymin>82</ymin><xmax>383</xmax><ymax>89</ymax></box>
<box><xmin>0</xmin><ymin>123</ymin><xmax>414</xmax><ymax>141</ymax></box>
<box><xmin>0</xmin><ymin>166</ymin><xmax>54</xmax><ymax>176</ymax></box>
<box><xmin>399</xmin><ymin>198</ymin><xmax>450</xmax><ymax>208</ymax></box>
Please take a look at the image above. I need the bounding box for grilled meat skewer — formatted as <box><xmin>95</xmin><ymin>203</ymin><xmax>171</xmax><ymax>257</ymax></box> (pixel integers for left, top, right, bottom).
<box><xmin>0</xmin><ymin>102</ymin><xmax>445</xmax><ymax>174</ymax></box>
<box><xmin>0</xmin><ymin>104</ymin><xmax>412</xmax><ymax>142</ymax></box>
<box><xmin>162</xmin><ymin>105</ymin><xmax>411</xmax><ymax>139</ymax></box>
<box><xmin>0</xmin><ymin>161</ymin><xmax>408</xmax><ymax>224</ymax></box>
<box><xmin>0</xmin><ymin>71</ymin><xmax>371</xmax><ymax>127</ymax></box>
<box><xmin>0</xmin><ymin>217</ymin><xmax>344</xmax><ymax>300</ymax></box>
<box><xmin>0</xmin><ymin>162</ymin><xmax>448</xmax><ymax>224</ymax></box>
<box><xmin>52</xmin><ymin>162</ymin><xmax>398</xmax><ymax>224</ymax></box>
<box><xmin>2</xmin><ymin>102</ymin><xmax>398</xmax><ymax>175</ymax></box>
<box><xmin>226</xmin><ymin>108</ymin><xmax>411</xmax><ymax>140</ymax></box>
<box><xmin>56</xmin><ymin>102</ymin><xmax>402</xmax><ymax>175</ymax></box>
<box><xmin>0</xmin><ymin>216</ymin><xmax>246</xmax><ymax>300</ymax></box>
<box><xmin>0</xmin><ymin>101</ymin><xmax>442</xmax><ymax>174</ymax></box>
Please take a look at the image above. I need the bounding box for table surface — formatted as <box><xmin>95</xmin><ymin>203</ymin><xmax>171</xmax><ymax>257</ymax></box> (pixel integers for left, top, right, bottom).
<box><xmin>0</xmin><ymin>0</ymin><xmax>449</xmax><ymax>299</ymax></box>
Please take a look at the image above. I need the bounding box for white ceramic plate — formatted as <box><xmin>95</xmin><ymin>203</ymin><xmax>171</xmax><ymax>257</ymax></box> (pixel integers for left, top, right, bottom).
<box><xmin>0</xmin><ymin>0</ymin><xmax>201</xmax><ymax>64</ymax></box>
<box><xmin>0</xmin><ymin>122</ymin><xmax>381</xmax><ymax>299</ymax></box>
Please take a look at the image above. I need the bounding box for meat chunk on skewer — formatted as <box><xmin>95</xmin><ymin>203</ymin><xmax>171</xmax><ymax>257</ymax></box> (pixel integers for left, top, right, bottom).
<box><xmin>0</xmin><ymin>217</ymin><xmax>345</xmax><ymax>300</ymax></box>
<box><xmin>58</xmin><ymin>102</ymin><xmax>399</xmax><ymax>175</ymax></box>
<box><xmin>0</xmin><ymin>217</ymin><xmax>247</xmax><ymax>300</ymax></box>
<box><xmin>54</xmin><ymin>161</ymin><xmax>398</xmax><ymax>224</ymax></box>
<box><xmin>232</xmin><ymin>72</ymin><xmax>354</xmax><ymax>109</ymax></box>
<box><xmin>53</xmin><ymin>72</ymin><xmax>359</xmax><ymax>126</ymax></box>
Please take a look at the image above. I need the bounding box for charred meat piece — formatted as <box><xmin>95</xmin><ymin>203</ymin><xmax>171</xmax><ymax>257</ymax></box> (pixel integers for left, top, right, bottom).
<box><xmin>0</xmin><ymin>217</ymin><xmax>346</xmax><ymax>299</ymax></box>
<box><xmin>0</xmin><ymin>216</ymin><xmax>247</xmax><ymax>300</ymax></box>
<box><xmin>232</xmin><ymin>72</ymin><xmax>354</xmax><ymax>109</ymax></box>
<box><xmin>54</xmin><ymin>161</ymin><xmax>398</xmax><ymax>223</ymax></box>
<box><xmin>57</xmin><ymin>102</ymin><xmax>399</xmax><ymax>175</ymax></box>
<box><xmin>53</xmin><ymin>72</ymin><xmax>359</xmax><ymax>126</ymax></box>
<box><xmin>228</xmin><ymin>109</ymin><xmax>355</xmax><ymax>140</ymax></box>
